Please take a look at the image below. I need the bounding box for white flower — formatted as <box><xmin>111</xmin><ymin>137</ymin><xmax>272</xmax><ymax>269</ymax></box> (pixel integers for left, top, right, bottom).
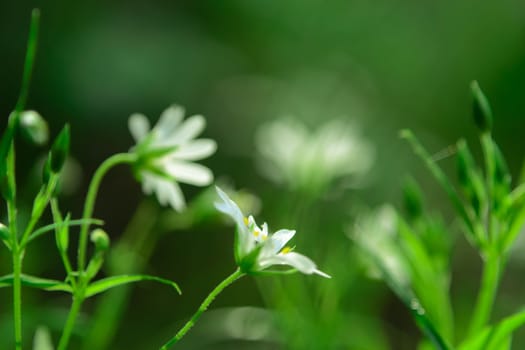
<box><xmin>128</xmin><ymin>105</ymin><xmax>217</xmax><ymax>211</ymax></box>
<box><xmin>256</xmin><ymin>118</ymin><xmax>374</xmax><ymax>194</ymax></box>
<box><xmin>215</xmin><ymin>186</ymin><xmax>330</xmax><ymax>278</ymax></box>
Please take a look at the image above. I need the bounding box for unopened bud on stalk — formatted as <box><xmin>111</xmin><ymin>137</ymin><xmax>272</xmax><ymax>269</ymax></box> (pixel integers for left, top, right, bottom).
<box><xmin>90</xmin><ymin>229</ymin><xmax>110</xmax><ymax>252</ymax></box>
<box><xmin>456</xmin><ymin>140</ymin><xmax>486</xmax><ymax>215</ymax></box>
<box><xmin>493</xmin><ymin>144</ymin><xmax>511</xmax><ymax>186</ymax></box>
<box><xmin>50</xmin><ymin>124</ymin><xmax>70</xmax><ymax>173</ymax></box>
<box><xmin>402</xmin><ymin>177</ymin><xmax>423</xmax><ymax>219</ymax></box>
<box><xmin>456</xmin><ymin>140</ymin><xmax>475</xmax><ymax>187</ymax></box>
<box><xmin>0</xmin><ymin>223</ymin><xmax>10</xmax><ymax>241</ymax></box>
<box><xmin>471</xmin><ymin>81</ymin><xmax>493</xmax><ymax>133</ymax></box>
<box><xmin>19</xmin><ymin>110</ymin><xmax>49</xmax><ymax>145</ymax></box>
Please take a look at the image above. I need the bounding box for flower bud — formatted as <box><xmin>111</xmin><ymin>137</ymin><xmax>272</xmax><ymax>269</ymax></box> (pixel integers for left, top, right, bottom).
<box><xmin>42</xmin><ymin>156</ymin><xmax>52</xmax><ymax>185</ymax></box>
<box><xmin>0</xmin><ymin>223</ymin><xmax>10</xmax><ymax>242</ymax></box>
<box><xmin>0</xmin><ymin>175</ymin><xmax>13</xmax><ymax>201</ymax></box>
<box><xmin>402</xmin><ymin>177</ymin><xmax>423</xmax><ymax>219</ymax></box>
<box><xmin>456</xmin><ymin>140</ymin><xmax>486</xmax><ymax>215</ymax></box>
<box><xmin>50</xmin><ymin>124</ymin><xmax>70</xmax><ymax>173</ymax></box>
<box><xmin>90</xmin><ymin>228</ymin><xmax>110</xmax><ymax>252</ymax></box>
<box><xmin>493</xmin><ymin>144</ymin><xmax>511</xmax><ymax>187</ymax></box>
<box><xmin>456</xmin><ymin>140</ymin><xmax>475</xmax><ymax>187</ymax></box>
<box><xmin>19</xmin><ymin>110</ymin><xmax>49</xmax><ymax>145</ymax></box>
<box><xmin>470</xmin><ymin>81</ymin><xmax>493</xmax><ymax>133</ymax></box>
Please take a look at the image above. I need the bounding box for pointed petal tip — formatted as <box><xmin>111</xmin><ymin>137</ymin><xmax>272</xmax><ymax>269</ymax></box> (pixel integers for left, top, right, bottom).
<box><xmin>315</xmin><ymin>269</ymin><xmax>332</xmax><ymax>279</ymax></box>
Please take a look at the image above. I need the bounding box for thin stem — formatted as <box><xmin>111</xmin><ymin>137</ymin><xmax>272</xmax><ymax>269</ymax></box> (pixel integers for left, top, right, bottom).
<box><xmin>83</xmin><ymin>200</ymin><xmax>159</xmax><ymax>350</ymax></box>
<box><xmin>12</xmin><ymin>250</ymin><xmax>23</xmax><ymax>350</ymax></box>
<box><xmin>7</xmin><ymin>141</ymin><xmax>22</xmax><ymax>349</ymax></box>
<box><xmin>467</xmin><ymin>253</ymin><xmax>501</xmax><ymax>338</ymax></box>
<box><xmin>400</xmin><ymin>130</ymin><xmax>482</xmax><ymax>246</ymax></box>
<box><xmin>77</xmin><ymin>153</ymin><xmax>136</xmax><ymax>273</ymax></box>
<box><xmin>57</xmin><ymin>294</ymin><xmax>84</xmax><ymax>350</ymax></box>
<box><xmin>160</xmin><ymin>269</ymin><xmax>244</xmax><ymax>349</ymax></box>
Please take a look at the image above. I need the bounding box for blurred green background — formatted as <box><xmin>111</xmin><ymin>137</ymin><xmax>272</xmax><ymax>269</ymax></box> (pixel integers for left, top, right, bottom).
<box><xmin>1</xmin><ymin>1</ymin><xmax>525</xmax><ymax>349</ymax></box>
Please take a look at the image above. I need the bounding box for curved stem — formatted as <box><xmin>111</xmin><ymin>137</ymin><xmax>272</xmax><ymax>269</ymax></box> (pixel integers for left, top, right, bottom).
<box><xmin>77</xmin><ymin>153</ymin><xmax>136</xmax><ymax>273</ymax></box>
<box><xmin>160</xmin><ymin>269</ymin><xmax>244</xmax><ymax>350</ymax></box>
<box><xmin>57</xmin><ymin>294</ymin><xmax>84</xmax><ymax>350</ymax></box>
<box><xmin>467</xmin><ymin>253</ymin><xmax>501</xmax><ymax>338</ymax></box>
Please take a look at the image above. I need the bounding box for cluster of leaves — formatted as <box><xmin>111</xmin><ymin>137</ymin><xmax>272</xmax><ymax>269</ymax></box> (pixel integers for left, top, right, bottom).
<box><xmin>355</xmin><ymin>81</ymin><xmax>525</xmax><ymax>350</ymax></box>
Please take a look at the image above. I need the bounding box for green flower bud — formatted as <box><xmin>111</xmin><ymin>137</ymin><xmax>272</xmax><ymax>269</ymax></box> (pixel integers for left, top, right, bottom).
<box><xmin>402</xmin><ymin>177</ymin><xmax>423</xmax><ymax>219</ymax></box>
<box><xmin>493</xmin><ymin>143</ymin><xmax>511</xmax><ymax>186</ymax></box>
<box><xmin>19</xmin><ymin>110</ymin><xmax>49</xmax><ymax>146</ymax></box>
<box><xmin>90</xmin><ymin>228</ymin><xmax>110</xmax><ymax>252</ymax></box>
<box><xmin>470</xmin><ymin>81</ymin><xmax>493</xmax><ymax>133</ymax></box>
<box><xmin>0</xmin><ymin>175</ymin><xmax>13</xmax><ymax>201</ymax></box>
<box><xmin>456</xmin><ymin>140</ymin><xmax>486</xmax><ymax>215</ymax></box>
<box><xmin>42</xmin><ymin>156</ymin><xmax>52</xmax><ymax>185</ymax></box>
<box><xmin>50</xmin><ymin>124</ymin><xmax>70</xmax><ymax>173</ymax></box>
<box><xmin>0</xmin><ymin>223</ymin><xmax>10</xmax><ymax>242</ymax></box>
<box><xmin>456</xmin><ymin>140</ymin><xmax>475</xmax><ymax>187</ymax></box>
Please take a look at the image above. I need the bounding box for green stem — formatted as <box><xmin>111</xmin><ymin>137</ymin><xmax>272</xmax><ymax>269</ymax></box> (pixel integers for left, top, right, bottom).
<box><xmin>12</xmin><ymin>249</ymin><xmax>23</xmax><ymax>350</ymax></box>
<box><xmin>160</xmin><ymin>269</ymin><xmax>244</xmax><ymax>349</ymax></box>
<box><xmin>77</xmin><ymin>153</ymin><xmax>136</xmax><ymax>273</ymax></box>
<box><xmin>7</xmin><ymin>138</ymin><xmax>22</xmax><ymax>350</ymax></box>
<box><xmin>57</xmin><ymin>294</ymin><xmax>84</xmax><ymax>350</ymax></box>
<box><xmin>83</xmin><ymin>200</ymin><xmax>159</xmax><ymax>350</ymax></box>
<box><xmin>467</xmin><ymin>253</ymin><xmax>501</xmax><ymax>338</ymax></box>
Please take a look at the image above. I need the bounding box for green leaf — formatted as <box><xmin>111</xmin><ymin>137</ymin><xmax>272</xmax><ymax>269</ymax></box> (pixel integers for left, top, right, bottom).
<box><xmin>49</xmin><ymin>124</ymin><xmax>70</xmax><ymax>173</ymax></box>
<box><xmin>471</xmin><ymin>81</ymin><xmax>493</xmax><ymax>133</ymax></box>
<box><xmin>85</xmin><ymin>274</ymin><xmax>181</xmax><ymax>298</ymax></box>
<box><xmin>26</xmin><ymin>218</ymin><xmax>104</xmax><ymax>245</ymax></box>
<box><xmin>0</xmin><ymin>274</ymin><xmax>71</xmax><ymax>293</ymax></box>
<box><xmin>458</xmin><ymin>308</ymin><xmax>525</xmax><ymax>350</ymax></box>
<box><xmin>400</xmin><ymin>129</ymin><xmax>484</xmax><ymax>249</ymax></box>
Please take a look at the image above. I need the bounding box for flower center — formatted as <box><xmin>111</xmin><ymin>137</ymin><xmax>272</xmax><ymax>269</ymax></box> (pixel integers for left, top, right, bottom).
<box><xmin>280</xmin><ymin>246</ymin><xmax>292</xmax><ymax>254</ymax></box>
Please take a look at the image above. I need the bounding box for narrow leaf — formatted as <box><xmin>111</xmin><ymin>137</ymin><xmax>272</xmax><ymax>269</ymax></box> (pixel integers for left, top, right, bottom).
<box><xmin>27</xmin><ymin>218</ymin><xmax>104</xmax><ymax>244</ymax></box>
<box><xmin>85</xmin><ymin>274</ymin><xmax>181</xmax><ymax>298</ymax></box>
<box><xmin>0</xmin><ymin>274</ymin><xmax>71</xmax><ymax>293</ymax></box>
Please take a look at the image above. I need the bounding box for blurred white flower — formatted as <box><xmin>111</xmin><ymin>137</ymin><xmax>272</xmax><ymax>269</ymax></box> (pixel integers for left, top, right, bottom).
<box><xmin>128</xmin><ymin>105</ymin><xmax>217</xmax><ymax>211</ymax></box>
<box><xmin>351</xmin><ymin>205</ymin><xmax>410</xmax><ymax>291</ymax></box>
<box><xmin>215</xmin><ymin>186</ymin><xmax>330</xmax><ymax>278</ymax></box>
<box><xmin>256</xmin><ymin>118</ymin><xmax>374</xmax><ymax>195</ymax></box>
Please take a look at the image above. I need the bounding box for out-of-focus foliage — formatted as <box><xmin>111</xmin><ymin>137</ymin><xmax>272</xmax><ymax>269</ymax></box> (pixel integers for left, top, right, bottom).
<box><xmin>1</xmin><ymin>1</ymin><xmax>525</xmax><ymax>349</ymax></box>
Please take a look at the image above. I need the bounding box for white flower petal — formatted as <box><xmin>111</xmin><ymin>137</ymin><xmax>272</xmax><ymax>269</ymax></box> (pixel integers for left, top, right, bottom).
<box><xmin>141</xmin><ymin>172</ymin><xmax>186</xmax><ymax>211</ymax></box>
<box><xmin>215</xmin><ymin>186</ymin><xmax>245</xmax><ymax>229</ymax></box>
<box><xmin>175</xmin><ymin>139</ymin><xmax>217</xmax><ymax>161</ymax></box>
<box><xmin>164</xmin><ymin>161</ymin><xmax>213</xmax><ymax>186</ymax></box>
<box><xmin>259</xmin><ymin>251</ymin><xmax>329</xmax><ymax>277</ymax></box>
<box><xmin>269</xmin><ymin>229</ymin><xmax>296</xmax><ymax>253</ymax></box>
<box><xmin>153</xmin><ymin>105</ymin><xmax>185</xmax><ymax>141</ymax></box>
<box><xmin>128</xmin><ymin>114</ymin><xmax>150</xmax><ymax>142</ymax></box>
<box><xmin>170</xmin><ymin>115</ymin><xmax>206</xmax><ymax>144</ymax></box>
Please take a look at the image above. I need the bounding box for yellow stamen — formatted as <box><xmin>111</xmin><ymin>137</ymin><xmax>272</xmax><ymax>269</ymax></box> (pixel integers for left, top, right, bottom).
<box><xmin>262</xmin><ymin>235</ymin><xmax>268</xmax><ymax>241</ymax></box>
<box><xmin>281</xmin><ymin>246</ymin><xmax>291</xmax><ymax>254</ymax></box>
<box><xmin>253</xmin><ymin>230</ymin><xmax>260</xmax><ymax>237</ymax></box>
<box><xmin>243</xmin><ymin>217</ymin><xmax>249</xmax><ymax>226</ymax></box>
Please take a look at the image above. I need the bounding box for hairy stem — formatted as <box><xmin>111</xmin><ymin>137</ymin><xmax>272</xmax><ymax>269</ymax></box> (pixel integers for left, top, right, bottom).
<box><xmin>160</xmin><ymin>269</ymin><xmax>244</xmax><ymax>349</ymax></box>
